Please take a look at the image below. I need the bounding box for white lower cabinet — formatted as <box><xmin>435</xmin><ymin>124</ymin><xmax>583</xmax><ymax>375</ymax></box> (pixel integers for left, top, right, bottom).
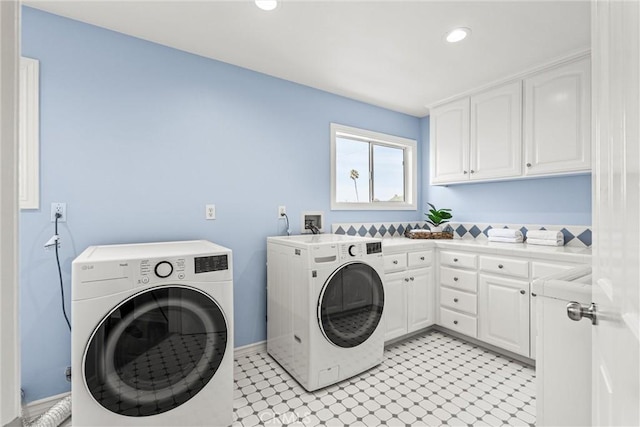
<box><xmin>478</xmin><ymin>274</ymin><xmax>530</xmax><ymax>357</ymax></box>
<box><xmin>383</xmin><ymin>249</ymin><xmax>434</xmax><ymax>342</ymax></box>
<box><xmin>384</xmin><ymin>272</ymin><xmax>408</xmax><ymax>341</ymax></box>
<box><xmin>382</xmin><ymin>243</ymin><xmax>587</xmax><ymax>359</ymax></box>
<box><xmin>407</xmin><ymin>267</ymin><xmax>434</xmax><ymax>333</ymax></box>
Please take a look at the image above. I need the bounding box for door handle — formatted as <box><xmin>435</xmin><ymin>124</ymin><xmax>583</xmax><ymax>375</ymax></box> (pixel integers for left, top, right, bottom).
<box><xmin>566</xmin><ymin>302</ymin><xmax>597</xmax><ymax>325</ymax></box>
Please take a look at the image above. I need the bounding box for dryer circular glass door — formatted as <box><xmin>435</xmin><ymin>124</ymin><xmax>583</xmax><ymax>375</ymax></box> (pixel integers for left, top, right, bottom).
<box><xmin>318</xmin><ymin>262</ymin><xmax>384</xmax><ymax>348</ymax></box>
<box><xmin>83</xmin><ymin>286</ymin><xmax>228</xmax><ymax>417</ymax></box>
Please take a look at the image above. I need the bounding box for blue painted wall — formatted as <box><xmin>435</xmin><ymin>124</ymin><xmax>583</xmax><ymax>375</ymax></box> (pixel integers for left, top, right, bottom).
<box><xmin>419</xmin><ymin>117</ymin><xmax>592</xmax><ymax>225</ymax></box>
<box><xmin>20</xmin><ymin>8</ymin><xmax>421</xmax><ymax>402</ymax></box>
<box><xmin>20</xmin><ymin>7</ymin><xmax>591</xmax><ymax>403</ymax></box>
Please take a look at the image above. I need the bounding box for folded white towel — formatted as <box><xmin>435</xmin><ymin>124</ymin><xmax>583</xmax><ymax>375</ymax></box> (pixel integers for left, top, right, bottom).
<box><xmin>526</xmin><ymin>230</ymin><xmax>564</xmax><ymax>242</ymax></box>
<box><xmin>487</xmin><ymin>229</ymin><xmax>523</xmax><ymax>239</ymax></box>
<box><xmin>527</xmin><ymin>238</ymin><xmax>563</xmax><ymax>246</ymax></box>
<box><xmin>409</xmin><ymin>229</ymin><xmax>431</xmax><ymax>234</ymax></box>
<box><xmin>488</xmin><ymin>236</ymin><xmax>524</xmax><ymax>243</ymax></box>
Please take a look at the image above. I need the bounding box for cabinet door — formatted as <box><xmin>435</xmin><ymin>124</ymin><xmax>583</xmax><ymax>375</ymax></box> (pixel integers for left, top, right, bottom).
<box><xmin>524</xmin><ymin>57</ymin><xmax>591</xmax><ymax>176</ymax></box>
<box><xmin>384</xmin><ymin>272</ymin><xmax>408</xmax><ymax>342</ymax></box>
<box><xmin>470</xmin><ymin>81</ymin><xmax>522</xmax><ymax>181</ymax></box>
<box><xmin>430</xmin><ymin>98</ymin><xmax>470</xmax><ymax>184</ymax></box>
<box><xmin>478</xmin><ymin>274</ymin><xmax>530</xmax><ymax>356</ymax></box>
<box><xmin>407</xmin><ymin>267</ymin><xmax>434</xmax><ymax>333</ymax></box>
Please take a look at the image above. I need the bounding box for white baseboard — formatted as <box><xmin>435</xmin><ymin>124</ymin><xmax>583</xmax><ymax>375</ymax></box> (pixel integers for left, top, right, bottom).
<box><xmin>234</xmin><ymin>340</ymin><xmax>266</xmax><ymax>358</ymax></box>
<box><xmin>22</xmin><ymin>392</ymin><xmax>70</xmax><ymax>421</ymax></box>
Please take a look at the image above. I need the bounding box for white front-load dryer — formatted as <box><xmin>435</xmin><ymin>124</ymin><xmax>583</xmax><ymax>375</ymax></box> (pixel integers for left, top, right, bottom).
<box><xmin>267</xmin><ymin>235</ymin><xmax>385</xmax><ymax>391</ymax></box>
<box><xmin>71</xmin><ymin>240</ymin><xmax>233</xmax><ymax>427</ymax></box>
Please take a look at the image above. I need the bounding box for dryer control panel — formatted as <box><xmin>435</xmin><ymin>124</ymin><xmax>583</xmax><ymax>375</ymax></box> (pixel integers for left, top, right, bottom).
<box><xmin>136</xmin><ymin>253</ymin><xmax>232</xmax><ymax>287</ymax></box>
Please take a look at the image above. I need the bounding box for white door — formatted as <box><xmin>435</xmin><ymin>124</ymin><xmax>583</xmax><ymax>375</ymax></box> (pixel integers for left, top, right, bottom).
<box><xmin>0</xmin><ymin>1</ymin><xmax>21</xmax><ymax>424</ymax></box>
<box><xmin>429</xmin><ymin>98</ymin><xmax>470</xmax><ymax>184</ymax></box>
<box><xmin>469</xmin><ymin>81</ymin><xmax>522</xmax><ymax>181</ymax></box>
<box><xmin>591</xmin><ymin>0</ymin><xmax>640</xmax><ymax>425</ymax></box>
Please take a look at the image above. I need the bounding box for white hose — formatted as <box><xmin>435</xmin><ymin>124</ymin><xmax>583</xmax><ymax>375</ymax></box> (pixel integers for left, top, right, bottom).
<box><xmin>22</xmin><ymin>395</ymin><xmax>71</xmax><ymax>427</ymax></box>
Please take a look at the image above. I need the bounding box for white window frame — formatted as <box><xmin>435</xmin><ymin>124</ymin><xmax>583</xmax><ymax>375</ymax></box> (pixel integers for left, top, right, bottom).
<box><xmin>331</xmin><ymin>123</ymin><xmax>417</xmax><ymax>210</ymax></box>
<box><xmin>19</xmin><ymin>57</ymin><xmax>39</xmax><ymax>209</ymax></box>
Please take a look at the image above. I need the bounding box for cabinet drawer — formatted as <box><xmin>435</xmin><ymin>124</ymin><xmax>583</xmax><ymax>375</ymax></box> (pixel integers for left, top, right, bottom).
<box><xmin>440</xmin><ymin>251</ymin><xmax>477</xmax><ymax>269</ymax></box>
<box><xmin>440</xmin><ymin>307</ymin><xmax>477</xmax><ymax>338</ymax></box>
<box><xmin>384</xmin><ymin>254</ymin><xmax>407</xmax><ymax>272</ymax></box>
<box><xmin>479</xmin><ymin>256</ymin><xmax>529</xmax><ymax>279</ymax></box>
<box><xmin>408</xmin><ymin>250</ymin><xmax>432</xmax><ymax>268</ymax></box>
<box><xmin>440</xmin><ymin>267</ymin><xmax>477</xmax><ymax>293</ymax></box>
<box><xmin>440</xmin><ymin>287</ymin><xmax>477</xmax><ymax>315</ymax></box>
<box><xmin>531</xmin><ymin>261</ymin><xmax>573</xmax><ymax>280</ymax></box>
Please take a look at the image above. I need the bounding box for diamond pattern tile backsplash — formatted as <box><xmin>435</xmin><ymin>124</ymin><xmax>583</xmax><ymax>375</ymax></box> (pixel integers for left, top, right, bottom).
<box><xmin>332</xmin><ymin>222</ymin><xmax>592</xmax><ymax>248</ymax></box>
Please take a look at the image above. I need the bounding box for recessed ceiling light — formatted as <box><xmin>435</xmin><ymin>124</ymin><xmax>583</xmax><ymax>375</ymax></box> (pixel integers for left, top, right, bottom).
<box><xmin>445</xmin><ymin>27</ymin><xmax>471</xmax><ymax>43</ymax></box>
<box><xmin>255</xmin><ymin>0</ymin><xmax>278</xmax><ymax>11</ymax></box>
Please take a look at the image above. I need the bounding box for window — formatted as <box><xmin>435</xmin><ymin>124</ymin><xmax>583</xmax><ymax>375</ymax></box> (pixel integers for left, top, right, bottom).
<box><xmin>331</xmin><ymin>123</ymin><xmax>417</xmax><ymax>210</ymax></box>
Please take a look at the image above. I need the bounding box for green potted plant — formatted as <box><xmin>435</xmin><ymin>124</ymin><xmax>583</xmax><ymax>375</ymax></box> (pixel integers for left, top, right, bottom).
<box><xmin>425</xmin><ymin>203</ymin><xmax>452</xmax><ymax>232</ymax></box>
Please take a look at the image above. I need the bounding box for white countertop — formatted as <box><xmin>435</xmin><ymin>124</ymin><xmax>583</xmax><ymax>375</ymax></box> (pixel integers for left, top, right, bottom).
<box><xmin>382</xmin><ymin>237</ymin><xmax>591</xmax><ymax>263</ymax></box>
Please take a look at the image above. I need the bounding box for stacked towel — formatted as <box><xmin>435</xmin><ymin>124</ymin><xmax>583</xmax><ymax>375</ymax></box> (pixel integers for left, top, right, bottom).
<box><xmin>487</xmin><ymin>228</ymin><xmax>523</xmax><ymax>243</ymax></box>
<box><xmin>409</xmin><ymin>229</ymin><xmax>431</xmax><ymax>235</ymax></box>
<box><xmin>526</xmin><ymin>230</ymin><xmax>564</xmax><ymax>246</ymax></box>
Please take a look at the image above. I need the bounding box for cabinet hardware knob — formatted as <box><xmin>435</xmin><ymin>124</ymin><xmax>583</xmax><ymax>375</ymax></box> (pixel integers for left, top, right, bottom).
<box><xmin>404</xmin><ymin>278</ymin><xmax>410</xmax><ymax>282</ymax></box>
<box><xmin>453</xmin><ymin>258</ymin><xmax>458</xmax><ymax>262</ymax></box>
<box><xmin>526</xmin><ymin>163</ymin><xmax>532</xmax><ymax>167</ymax></box>
<box><xmin>470</xmin><ymin>170</ymin><xmax>475</xmax><ymax>174</ymax></box>
<box><xmin>420</xmin><ymin>256</ymin><xmax>425</xmax><ymax>260</ymax></box>
<box><xmin>410</xmin><ymin>277</ymin><xmax>415</xmax><ymax>281</ymax></box>
<box><xmin>454</xmin><ymin>298</ymin><xmax>459</xmax><ymax>303</ymax></box>
<box><xmin>453</xmin><ymin>320</ymin><xmax>458</xmax><ymax>325</ymax></box>
<box><xmin>498</xmin><ymin>264</ymin><xmax>504</xmax><ymax>269</ymax></box>
<box><xmin>463</xmin><ymin>171</ymin><xmax>468</xmax><ymax>174</ymax></box>
<box><xmin>453</xmin><ymin>277</ymin><xmax>459</xmax><ymax>282</ymax></box>
<box><xmin>520</xmin><ymin>290</ymin><xmax>526</xmax><ymax>295</ymax></box>
<box><xmin>532</xmin><ymin>292</ymin><xmax>537</xmax><ymax>297</ymax></box>
<box><xmin>393</xmin><ymin>260</ymin><xmax>398</xmax><ymax>264</ymax></box>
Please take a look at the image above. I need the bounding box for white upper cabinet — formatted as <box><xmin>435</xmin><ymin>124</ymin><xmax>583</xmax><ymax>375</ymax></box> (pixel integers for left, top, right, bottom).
<box><xmin>470</xmin><ymin>81</ymin><xmax>522</xmax><ymax>181</ymax></box>
<box><xmin>523</xmin><ymin>57</ymin><xmax>591</xmax><ymax>176</ymax></box>
<box><xmin>430</xmin><ymin>98</ymin><xmax>470</xmax><ymax>184</ymax></box>
<box><xmin>429</xmin><ymin>54</ymin><xmax>591</xmax><ymax>186</ymax></box>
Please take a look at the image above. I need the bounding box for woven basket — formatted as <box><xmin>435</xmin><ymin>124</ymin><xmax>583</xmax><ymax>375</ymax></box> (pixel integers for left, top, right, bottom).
<box><xmin>404</xmin><ymin>230</ymin><xmax>453</xmax><ymax>240</ymax></box>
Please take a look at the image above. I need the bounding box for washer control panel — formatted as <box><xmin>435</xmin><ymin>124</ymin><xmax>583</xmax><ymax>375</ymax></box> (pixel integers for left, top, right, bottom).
<box><xmin>339</xmin><ymin>241</ymin><xmax>382</xmax><ymax>260</ymax></box>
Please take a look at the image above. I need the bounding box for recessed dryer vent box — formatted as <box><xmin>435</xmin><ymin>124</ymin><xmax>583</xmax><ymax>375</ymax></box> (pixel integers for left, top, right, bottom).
<box><xmin>301</xmin><ymin>211</ymin><xmax>324</xmax><ymax>234</ymax></box>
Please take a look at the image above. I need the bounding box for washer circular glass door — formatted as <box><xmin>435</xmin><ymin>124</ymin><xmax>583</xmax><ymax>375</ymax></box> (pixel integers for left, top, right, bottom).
<box><xmin>318</xmin><ymin>262</ymin><xmax>384</xmax><ymax>348</ymax></box>
<box><xmin>83</xmin><ymin>286</ymin><xmax>228</xmax><ymax>417</ymax></box>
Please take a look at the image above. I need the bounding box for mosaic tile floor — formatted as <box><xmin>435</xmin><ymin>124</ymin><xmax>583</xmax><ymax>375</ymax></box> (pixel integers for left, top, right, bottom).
<box><xmin>233</xmin><ymin>331</ymin><xmax>536</xmax><ymax>426</ymax></box>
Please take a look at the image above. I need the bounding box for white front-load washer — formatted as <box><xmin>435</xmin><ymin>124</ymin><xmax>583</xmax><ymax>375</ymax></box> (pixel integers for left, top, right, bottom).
<box><xmin>71</xmin><ymin>240</ymin><xmax>233</xmax><ymax>427</ymax></box>
<box><xmin>267</xmin><ymin>234</ymin><xmax>384</xmax><ymax>391</ymax></box>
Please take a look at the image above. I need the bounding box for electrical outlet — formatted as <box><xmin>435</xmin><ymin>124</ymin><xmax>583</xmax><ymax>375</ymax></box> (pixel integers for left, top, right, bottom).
<box><xmin>278</xmin><ymin>206</ymin><xmax>286</xmax><ymax>218</ymax></box>
<box><xmin>50</xmin><ymin>202</ymin><xmax>66</xmax><ymax>222</ymax></box>
<box><xmin>205</xmin><ymin>204</ymin><xmax>216</xmax><ymax>220</ymax></box>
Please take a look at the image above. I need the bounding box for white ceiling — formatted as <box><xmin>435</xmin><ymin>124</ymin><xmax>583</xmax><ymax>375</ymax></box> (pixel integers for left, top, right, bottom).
<box><xmin>24</xmin><ymin>0</ymin><xmax>591</xmax><ymax>117</ymax></box>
